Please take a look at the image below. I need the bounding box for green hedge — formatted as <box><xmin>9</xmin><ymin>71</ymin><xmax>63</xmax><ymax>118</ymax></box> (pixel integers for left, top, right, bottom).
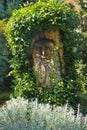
<box><xmin>6</xmin><ymin>1</ymin><xmax>82</xmax><ymax>106</ymax></box>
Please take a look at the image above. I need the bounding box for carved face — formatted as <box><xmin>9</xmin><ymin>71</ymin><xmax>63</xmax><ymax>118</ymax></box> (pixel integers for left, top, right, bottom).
<box><xmin>31</xmin><ymin>30</ymin><xmax>64</xmax><ymax>89</ymax></box>
<box><xmin>32</xmin><ymin>39</ymin><xmax>54</xmax><ymax>87</ymax></box>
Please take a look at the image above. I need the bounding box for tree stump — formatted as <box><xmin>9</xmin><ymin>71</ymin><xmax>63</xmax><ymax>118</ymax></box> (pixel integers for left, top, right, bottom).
<box><xmin>31</xmin><ymin>29</ymin><xmax>65</xmax><ymax>88</ymax></box>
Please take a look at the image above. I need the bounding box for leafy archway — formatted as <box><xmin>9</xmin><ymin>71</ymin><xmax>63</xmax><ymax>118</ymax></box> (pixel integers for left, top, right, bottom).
<box><xmin>7</xmin><ymin>1</ymin><xmax>81</xmax><ymax>106</ymax></box>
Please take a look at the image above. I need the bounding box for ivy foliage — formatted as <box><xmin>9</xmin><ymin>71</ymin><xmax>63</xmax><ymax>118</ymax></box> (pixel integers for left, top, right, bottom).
<box><xmin>7</xmin><ymin>1</ymin><xmax>82</xmax><ymax>105</ymax></box>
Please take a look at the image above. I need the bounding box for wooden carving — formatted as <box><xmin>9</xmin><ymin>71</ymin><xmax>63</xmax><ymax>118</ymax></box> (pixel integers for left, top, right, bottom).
<box><xmin>31</xmin><ymin>29</ymin><xmax>65</xmax><ymax>88</ymax></box>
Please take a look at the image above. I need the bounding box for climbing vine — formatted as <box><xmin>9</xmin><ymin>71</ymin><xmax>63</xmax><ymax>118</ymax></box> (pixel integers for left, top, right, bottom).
<box><xmin>6</xmin><ymin>1</ymin><xmax>82</xmax><ymax>106</ymax></box>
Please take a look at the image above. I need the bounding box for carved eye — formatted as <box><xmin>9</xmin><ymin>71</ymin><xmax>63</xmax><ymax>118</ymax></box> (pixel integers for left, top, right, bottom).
<box><xmin>35</xmin><ymin>45</ymin><xmax>39</xmax><ymax>49</ymax></box>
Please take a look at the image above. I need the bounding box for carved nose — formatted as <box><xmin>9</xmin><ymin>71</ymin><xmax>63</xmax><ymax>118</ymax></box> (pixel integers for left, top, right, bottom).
<box><xmin>42</xmin><ymin>50</ymin><xmax>45</xmax><ymax>55</ymax></box>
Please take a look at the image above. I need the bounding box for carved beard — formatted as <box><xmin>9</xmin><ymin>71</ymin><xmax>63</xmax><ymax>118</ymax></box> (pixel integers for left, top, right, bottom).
<box><xmin>34</xmin><ymin>56</ymin><xmax>51</xmax><ymax>87</ymax></box>
<box><xmin>32</xmin><ymin>39</ymin><xmax>54</xmax><ymax>88</ymax></box>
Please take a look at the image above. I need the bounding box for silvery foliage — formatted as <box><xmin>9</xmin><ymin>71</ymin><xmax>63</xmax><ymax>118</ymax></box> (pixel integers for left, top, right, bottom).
<box><xmin>28</xmin><ymin>101</ymin><xmax>87</xmax><ymax>130</ymax></box>
<box><xmin>0</xmin><ymin>97</ymin><xmax>87</xmax><ymax>130</ymax></box>
<box><xmin>0</xmin><ymin>97</ymin><xmax>29</xmax><ymax>130</ymax></box>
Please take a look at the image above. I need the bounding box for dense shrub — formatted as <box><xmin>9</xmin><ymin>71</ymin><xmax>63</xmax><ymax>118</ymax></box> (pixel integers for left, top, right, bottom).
<box><xmin>0</xmin><ymin>97</ymin><xmax>28</xmax><ymax>130</ymax></box>
<box><xmin>0</xmin><ymin>97</ymin><xmax>87</xmax><ymax>130</ymax></box>
<box><xmin>6</xmin><ymin>1</ymin><xmax>83</xmax><ymax>105</ymax></box>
